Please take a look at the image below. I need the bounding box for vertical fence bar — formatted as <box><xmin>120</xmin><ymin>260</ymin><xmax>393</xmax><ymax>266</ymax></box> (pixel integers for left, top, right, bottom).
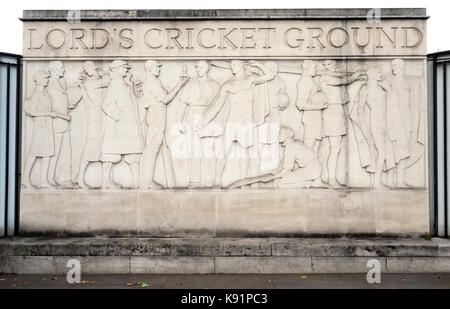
<box><xmin>0</xmin><ymin>60</ymin><xmax>8</xmax><ymax>236</ymax></box>
<box><xmin>7</xmin><ymin>64</ymin><xmax>18</xmax><ymax>236</ymax></box>
<box><xmin>0</xmin><ymin>53</ymin><xmax>21</xmax><ymax>236</ymax></box>
<box><xmin>14</xmin><ymin>57</ymin><xmax>21</xmax><ymax>235</ymax></box>
<box><xmin>430</xmin><ymin>51</ymin><xmax>450</xmax><ymax>237</ymax></box>
<box><xmin>436</xmin><ymin>63</ymin><xmax>446</xmax><ymax>236</ymax></box>
<box><xmin>428</xmin><ymin>55</ymin><xmax>436</xmax><ymax>235</ymax></box>
<box><xmin>446</xmin><ymin>62</ymin><xmax>450</xmax><ymax>236</ymax></box>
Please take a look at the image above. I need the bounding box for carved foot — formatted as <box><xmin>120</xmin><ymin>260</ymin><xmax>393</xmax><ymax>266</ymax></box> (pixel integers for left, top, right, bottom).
<box><xmin>21</xmin><ymin>181</ymin><xmax>36</xmax><ymax>189</ymax></box>
<box><xmin>250</xmin><ymin>183</ymin><xmax>260</xmax><ymax>189</ymax></box>
<box><xmin>396</xmin><ymin>181</ymin><xmax>410</xmax><ymax>188</ymax></box>
<box><xmin>39</xmin><ymin>181</ymin><xmax>53</xmax><ymax>189</ymax></box>
<box><xmin>77</xmin><ymin>178</ymin><xmax>89</xmax><ymax>189</ymax></box>
<box><xmin>144</xmin><ymin>181</ymin><xmax>163</xmax><ymax>189</ymax></box>
<box><xmin>311</xmin><ymin>178</ymin><xmax>328</xmax><ymax>188</ymax></box>
<box><xmin>328</xmin><ymin>179</ymin><xmax>344</xmax><ymax>189</ymax></box>
<box><xmin>372</xmin><ymin>182</ymin><xmax>390</xmax><ymax>189</ymax></box>
<box><xmin>102</xmin><ymin>181</ymin><xmax>118</xmax><ymax>189</ymax></box>
<box><xmin>58</xmin><ymin>182</ymin><xmax>80</xmax><ymax>189</ymax></box>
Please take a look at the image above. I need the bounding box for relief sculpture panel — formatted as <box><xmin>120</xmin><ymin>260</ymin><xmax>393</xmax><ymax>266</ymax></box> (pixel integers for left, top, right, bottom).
<box><xmin>21</xmin><ymin>57</ymin><xmax>427</xmax><ymax>190</ymax></box>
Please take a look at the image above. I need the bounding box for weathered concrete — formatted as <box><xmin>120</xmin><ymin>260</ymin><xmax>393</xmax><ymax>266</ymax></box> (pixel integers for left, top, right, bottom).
<box><xmin>1</xmin><ymin>273</ymin><xmax>449</xmax><ymax>289</ymax></box>
<box><xmin>19</xmin><ymin>190</ymin><xmax>430</xmax><ymax>237</ymax></box>
<box><xmin>21</xmin><ymin>8</ymin><xmax>428</xmax><ymax>21</ymax></box>
<box><xmin>1</xmin><ymin>237</ymin><xmax>449</xmax><ymax>274</ymax></box>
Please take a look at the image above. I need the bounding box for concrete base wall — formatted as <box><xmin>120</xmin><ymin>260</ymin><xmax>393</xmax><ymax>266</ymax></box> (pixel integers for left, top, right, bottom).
<box><xmin>20</xmin><ymin>189</ymin><xmax>429</xmax><ymax>237</ymax></box>
<box><xmin>1</xmin><ymin>238</ymin><xmax>449</xmax><ymax>274</ymax></box>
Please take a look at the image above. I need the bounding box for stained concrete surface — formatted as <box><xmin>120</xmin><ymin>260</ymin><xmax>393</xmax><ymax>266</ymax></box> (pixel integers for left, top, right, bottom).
<box><xmin>0</xmin><ymin>273</ymin><xmax>449</xmax><ymax>289</ymax></box>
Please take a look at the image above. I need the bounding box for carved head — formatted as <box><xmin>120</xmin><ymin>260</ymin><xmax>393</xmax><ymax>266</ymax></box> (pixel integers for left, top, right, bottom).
<box><xmin>33</xmin><ymin>70</ymin><xmax>50</xmax><ymax>87</ymax></box>
<box><xmin>323</xmin><ymin>60</ymin><xmax>337</xmax><ymax>72</ymax></box>
<box><xmin>82</xmin><ymin>61</ymin><xmax>98</xmax><ymax>77</ymax></box>
<box><xmin>278</xmin><ymin>126</ymin><xmax>295</xmax><ymax>144</ymax></box>
<box><xmin>302</xmin><ymin>60</ymin><xmax>317</xmax><ymax>76</ymax></box>
<box><xmin>230</xmin><ymin>60</ymin><xmax>244</xmax><ymax>75</ymax></box>
<box><xmin>367</xmin><ymin>67</ymin><xmax>382</xmax><ymax>81</ymax></box>
<box><xmin>144</xmin><ymin>60</ymin><xmax>162</xmax><ymax>77</ymax></box>
<box><xmin>110</xmin><ymin>60</ymin><xmax>130</xmax><ymax>78</ymax></box>
<box><xmin>195</xmin><ymin>60</ymin><xmax>210</xmax><ymax>77</ymax></box>
<box><xmin>391</xmin><ymin>59</ymin><xmax>405</xmax><ymax>76</ymax></box>
<box><xmin>264</xmin><ymin>61</ymin><xmax>278</xmax><ymax>75</ymax></box>
<box><xmin>48</xmin><ymin>61</ymin><xmax>65</xmax><ymax>78</ymax></box>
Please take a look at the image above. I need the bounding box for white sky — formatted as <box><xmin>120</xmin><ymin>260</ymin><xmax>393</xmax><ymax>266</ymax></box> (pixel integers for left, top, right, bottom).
<box><xmin>0</xmin><ymin>0</ymin><xmax>449</xmax><ymax>54</ymax></box>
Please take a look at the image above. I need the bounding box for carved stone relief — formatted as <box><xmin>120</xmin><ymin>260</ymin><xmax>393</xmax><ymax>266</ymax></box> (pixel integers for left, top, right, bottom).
<box><xmin>21</xmin><ymin>58</ymin><xmax>427</xmax><ymax>190</ymax></box>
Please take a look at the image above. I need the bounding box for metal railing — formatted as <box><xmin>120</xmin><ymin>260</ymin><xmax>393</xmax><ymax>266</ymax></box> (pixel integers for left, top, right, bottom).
<box><xmin>428</xmin><ymin>51</ymin><xmax>450</xmax><ymax>237</ymax></box>
<box><xmin>0</xmin><ymin>52</ymin><xmax>22</xmax><ymax>236</ymax></box>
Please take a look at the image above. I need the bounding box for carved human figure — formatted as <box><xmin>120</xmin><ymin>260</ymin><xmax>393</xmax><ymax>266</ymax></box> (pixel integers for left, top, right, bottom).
<box><xmin>296</xmin><ymin>60</ymin><xmax>328</xmax><ymax>152</ymax></box>
<box><xmin>46</xmin><ymin>61</ymin><xmax>77</xmax><ymax>188</ymax></box>
<box><xmin>357</xmin><ymin>67</ymin><xmax>389</xmax><ymax>188</ymax></box>
<box><xmin>100</xmin><ymin>60</ymin><xmax>144</xmax><ymax>188</ymax></box>
<box><xmin>274</xmin><ymin>127</ymin><xmax>322</xmax><ymax>188</ymax></box>
<box><xmin>227</xmin><ymin>127</ymin><xmax>321</xmax><ymax>189</ymax></box>
<box><xmin>139</xmin><ymin>60</ymin><xmax>189</xmax><ymax>188</ymax></box>
<box><xmin>319</xmin><ymin>60</ymin><xmax>364</xmax><ymax>188</ymax></box>
<box><xmin>177</xmin><ymin>60</ymin><xmax>220</xmax><ymax>187</ymax></box>
<box><xmin>22</xmin><ymin>70</ymin><xmax>70</xmax><ymax>188</ymax></box>
<box><xmin>255</xmin><ymin>61</ymin><xmax>290</xmax><ymax>175</ymax></box>
<box><xmin>201</xmin><ymin>60</ymin><xmax>275</xmax><ymax>185</ymax></box>
<box><xmin>384</xmin><ymin>58</ymin><xmax>425</xmax><ymax>187</ymax></box>
<box><xmin>75</xmin><ymin>61</ymin><xmax>111</xmax><ymax>188</ymax></box>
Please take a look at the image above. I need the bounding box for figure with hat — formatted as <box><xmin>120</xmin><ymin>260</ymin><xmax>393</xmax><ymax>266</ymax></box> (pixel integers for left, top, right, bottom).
<box><xmin>100</xmin><ymin>60</ymin><xmax>144</xmax><ymax>188</ymax></box>
<box><xmin>139</xmin><ymin>60</ymin><xmax>189</xmax><ymax>189</ymax></box>
<box><xmin>22</xmin><ymin>70</ymin><xmax>70</xmax><ymax>188</ymax></box>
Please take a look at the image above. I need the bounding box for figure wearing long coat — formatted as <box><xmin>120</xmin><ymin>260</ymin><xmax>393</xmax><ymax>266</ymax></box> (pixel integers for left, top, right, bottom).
<box><xmin>101</xmin><ymin>78</ymin><xmax>143</xmax><ymax>156</ymax></box>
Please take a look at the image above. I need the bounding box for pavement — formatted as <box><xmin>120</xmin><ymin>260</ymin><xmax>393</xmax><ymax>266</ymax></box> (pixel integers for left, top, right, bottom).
<box><xmin>1</xmin><ymin>273</ymin><xmax>449</xmax><ymax>289</ymax></box>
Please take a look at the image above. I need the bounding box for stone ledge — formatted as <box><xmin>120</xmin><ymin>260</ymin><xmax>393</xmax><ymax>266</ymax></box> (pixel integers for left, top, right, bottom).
<box><xmin>2</xmin><ymin>256</ymin><xmax>450</xmax><ymax>274</ymax></box>
<box><xmin>21</xmin><ymin>8</ymin><xmax>428</xmax><ymax>21</ymax></box>
<box><xmin>0</xmin><ymin>237</ymin><xmax>447</xmax><ymax>257</ymax></box>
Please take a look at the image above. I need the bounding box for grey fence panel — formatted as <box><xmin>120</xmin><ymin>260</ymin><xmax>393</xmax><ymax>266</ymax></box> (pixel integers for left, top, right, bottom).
<box><xmin>428</xmin><ymin>51</ymin><xmax>450</xmax><ymax>237</ymax></box>
<box><xmin>0</xmin><ymin>53</ymin><xmax>21</xmax><ymax>236</ymax></box>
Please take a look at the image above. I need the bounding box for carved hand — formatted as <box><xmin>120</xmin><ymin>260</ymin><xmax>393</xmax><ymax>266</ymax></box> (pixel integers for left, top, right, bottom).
<box><xmin>178</xmin><ymin>122</ymin><xmax>187</xmax><ymax>134</ymax></box>
<box><xmin>179</xmin><ymin>73</ymin><xmax>190</xmax><ymax>86</ymax></box>
<box><xmin>248</xmin><ymin>60</ymin><xmax>261</xmax><ymax>67</ymax></box>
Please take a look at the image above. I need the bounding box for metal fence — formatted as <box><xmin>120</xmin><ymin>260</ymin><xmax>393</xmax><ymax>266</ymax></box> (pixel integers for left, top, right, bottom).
<box><xmin>0</xmin><ymin>52</ymin><xmax>22</xmax><ymax>236</ymax></box>
<box><xmin>428</xmin><ymin>51</ymin><xmax>450</xmax><ymax>237</ymax></box>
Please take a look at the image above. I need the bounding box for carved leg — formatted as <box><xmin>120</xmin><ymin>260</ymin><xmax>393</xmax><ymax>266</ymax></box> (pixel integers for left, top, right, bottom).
<box><xmin>396</xmin><ymin>160</ymin><xmax>408</xmax><ymax>188</ymax></box>
<box><xmin>39</xmin><ymin>157</ymin><xmax>52</xmax><ymax>188</ymax></box>
<box><xmin>47</xmin><ymin>132</ymin><xmax>64</xmax><ymax>186</ymax></box>
<box><xmin>239</xmin><ymin>146</ymin><xmax>250</xmax><ymax>180</ymax></box>
<box><xmin>327</xmin><ymin>135</ymin><xmax>342</xmax><ymax>188</ymax></box>
<box><xmin>139</xmin><ymin>149</ymin><xmax>161</xmax><ymax>189</ymax></box>
<box><xmin>129</xmin><ymin>162</ymin><xmax>140</xmax><ymax>189</ymax></box>
<box><xmin>102</xmin><ymin>162</ymin><xmax>114</xmax><ymax>189</ymax></box>
<box><xmin>77</xmin><ymin>159</ymin><xmax>90</xmax><ymax>189</ymax></box>
<box><xmin>22</xmin><ymin>153</ymin><xmax>36</xmax><ymax>189</ymax></box>
<box><xmin>319</xmin><ymin>137</ymin><xmax>330</xmax><ymax>183</ymax></box>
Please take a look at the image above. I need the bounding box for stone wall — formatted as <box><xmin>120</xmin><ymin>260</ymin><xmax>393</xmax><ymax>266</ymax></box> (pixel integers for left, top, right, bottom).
<box><xmin>19</xmin><ymin>9</ymin><xmax>429</xmax><ymax>236</ymax></box>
